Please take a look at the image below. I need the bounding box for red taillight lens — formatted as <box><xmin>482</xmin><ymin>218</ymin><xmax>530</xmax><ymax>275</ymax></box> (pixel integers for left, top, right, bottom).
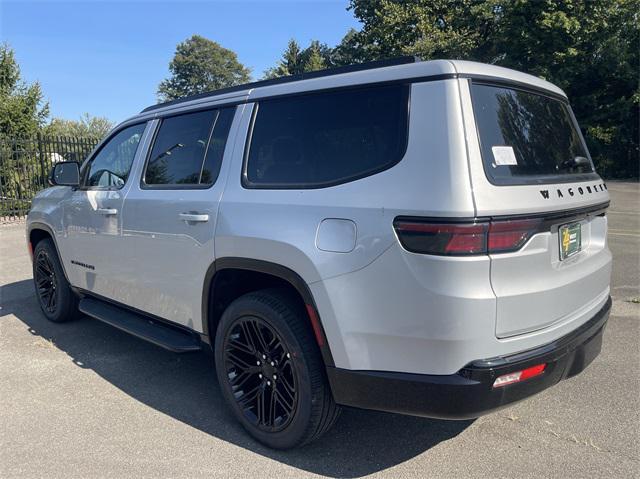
<box><xmin>488</xmin><ymin>219</ymin><xmax>542</xmax><ymax>253</ymax></box>
<box><xmin>394</xmin><ymin>221</ymin><xmax>487</xmax><ymax>255</ymax></box>
<box><xmin>394</xmin><ymin>217</ymin><xmax>545</xmax><ymax>256</ymax></box>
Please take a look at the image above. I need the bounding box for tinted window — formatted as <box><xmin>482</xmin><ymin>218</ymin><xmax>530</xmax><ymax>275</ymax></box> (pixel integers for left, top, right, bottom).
<box><xmin>245</xmin><ymin>84</ymin><xmax>409</xmax><ymax>188</ymax></box>
<box><xmin>85</xmin><ymin>123</ymin><xmax>145</xmax><ymax>188</ymax></box>
<box><xmin>471</xmin><ymin>83</ymin><xmax>594</xmax><ymax>185</ymax></box>
<box><xmin>145</xmin><ymin>110</ymin><xmax>216</xmax><ymax>186</ymax></box>
<box><xmin>201</xmin><ymin>107</ymin><xmax>235</xmax><ymax>184</ymax></box>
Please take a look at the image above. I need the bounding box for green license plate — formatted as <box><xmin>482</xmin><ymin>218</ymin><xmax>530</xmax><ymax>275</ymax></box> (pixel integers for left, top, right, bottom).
<box><xmin>559</xmin><ymin>222</ymin><xmax>582</xmax><ymax>260</ymax></box>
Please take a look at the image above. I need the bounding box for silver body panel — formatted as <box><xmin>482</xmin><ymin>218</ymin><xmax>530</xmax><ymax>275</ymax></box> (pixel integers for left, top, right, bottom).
<box><xmin>28</xmin><ymin>59</ymin><xmax>611</xmax><ymax>376</ymax></box>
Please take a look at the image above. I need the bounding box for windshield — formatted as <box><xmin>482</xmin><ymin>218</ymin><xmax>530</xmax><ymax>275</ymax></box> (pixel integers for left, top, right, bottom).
<box><xmin>471</xmin><ymin>83</ymin><xmax>596</xmax><ymax>185</ymax></box>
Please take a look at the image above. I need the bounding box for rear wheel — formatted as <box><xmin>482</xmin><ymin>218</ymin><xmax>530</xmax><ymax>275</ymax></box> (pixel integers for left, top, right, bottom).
<box><xmin>214</xmin><ymin>289</ymin><xmax>340</xmax><ymax>449</ymax></box>
<box><xmin>32</xmin><ymin>239</ymin><xmax>78</xmax><ymax>322</ymax></box>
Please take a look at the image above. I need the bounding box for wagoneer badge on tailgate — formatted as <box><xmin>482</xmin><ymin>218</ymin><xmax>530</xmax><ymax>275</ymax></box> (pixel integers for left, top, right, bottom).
<box><xmin>540</xmin><ymin>183</ymin><xmax>607</xmax><ymax>200</ymax></box>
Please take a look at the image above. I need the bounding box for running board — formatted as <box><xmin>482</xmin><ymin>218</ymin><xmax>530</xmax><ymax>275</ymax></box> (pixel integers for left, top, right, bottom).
<box><xmin>79</xmin><ymin>298</ymin><xmax>202</xmax><ymax>353</ymax></box>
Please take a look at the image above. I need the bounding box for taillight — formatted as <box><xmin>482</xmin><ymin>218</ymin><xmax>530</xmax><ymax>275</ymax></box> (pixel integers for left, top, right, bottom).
<box><xmin>393</xmin><ymin>222</ymin><xmax>487</xmax><ymax>256</ymax></box>
<box><xmin>488</xmin><ymin>218</ymin><xmax>543</xmax><ymax>253</ymax></box>
<box><xmin>394</xmin><ymin>217</ymin><xmax>544</xmax><ymax>256</ymax></box>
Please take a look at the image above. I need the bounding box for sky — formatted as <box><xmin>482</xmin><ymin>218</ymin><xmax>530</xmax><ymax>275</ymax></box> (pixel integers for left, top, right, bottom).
<box><xmin>1</xmin><ymin>0</ymin><xmax>360</xmax><ymax>123</ymax></box>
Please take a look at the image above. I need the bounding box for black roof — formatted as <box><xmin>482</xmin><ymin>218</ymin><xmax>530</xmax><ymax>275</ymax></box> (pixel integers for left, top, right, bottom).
<box><xmin>141</xmin><ymin>56</ymin><xmax>419</xmax><ymax>113</ymax></box>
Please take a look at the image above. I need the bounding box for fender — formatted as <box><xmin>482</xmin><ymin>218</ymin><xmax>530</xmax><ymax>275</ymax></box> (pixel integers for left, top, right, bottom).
<box><xmin>202</xmin><ymin>257</ymin><xmax>335</xmax><ymax>367</ymax></box>
<box><xmin>27</xmin><ymin>221</ymin><xmax>72</xmax><ymax>284</ymax></box>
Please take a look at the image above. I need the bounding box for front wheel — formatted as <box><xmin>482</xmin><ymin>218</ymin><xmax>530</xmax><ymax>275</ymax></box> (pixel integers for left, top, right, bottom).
<box><xmin>32</xmin><ymin>238</ymin><xmax>79</xmax><ymax>322</ymax></box>
<box><xmin>214</xmin><ymin>289</ymin><xmax>340</xmax><ymax>449</ymax></box>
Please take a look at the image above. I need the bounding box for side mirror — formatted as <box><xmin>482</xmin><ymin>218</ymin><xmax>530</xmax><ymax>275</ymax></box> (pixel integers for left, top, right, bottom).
<box><xmin>49</xmin><ymin>161</ymin><xmax>80</xmax><ymax>187</ymax></box>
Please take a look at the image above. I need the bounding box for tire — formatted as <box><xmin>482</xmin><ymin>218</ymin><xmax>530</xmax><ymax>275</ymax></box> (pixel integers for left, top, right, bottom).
<box><xmin>214</xmin><ymin>288</ymin><xmax>340</xmax><ymax>449</ymax></box>
<box><xmin>32</xmin><ymin>238</ymin><xmax>79</xmax><ymax>322</ymax></box>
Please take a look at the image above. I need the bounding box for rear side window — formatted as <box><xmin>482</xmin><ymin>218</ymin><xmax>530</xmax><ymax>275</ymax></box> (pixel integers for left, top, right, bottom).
<box><xmin>471</xmin><ymin>83</ymin><xmax>596</xmax><ymax>185</ymax></box>
<box><xmin>201</xmin><ymin>108</ymin><xmax>235</xmax><ymax>184</ymax></box>
<box><xmin>244</xmin><ymin>84</ymin><xmax>409</xmax><ymax>188</ymax></box>
<box><xmin>144</xmin><ymin>107</ymin><xmax>235</xmax><ymax>187</ymax></box>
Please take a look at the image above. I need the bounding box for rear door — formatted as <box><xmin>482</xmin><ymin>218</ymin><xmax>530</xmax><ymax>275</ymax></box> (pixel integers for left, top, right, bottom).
<box><xmin>118</xmin><ymin>106</ymin><xmax>238</xmax><ymax>332</ymax></box>
<box><xmin>460</xmin><ymin>80</ymin><xmax>611</xmax><ymax>338</ymax></box>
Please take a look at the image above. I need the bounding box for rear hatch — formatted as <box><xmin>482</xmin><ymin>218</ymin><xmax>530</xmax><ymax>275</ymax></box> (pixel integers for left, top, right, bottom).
<box><xmin>467</xmin><ymin>81</ymin><xmax>611</xmax><ymax>338</ymax></box>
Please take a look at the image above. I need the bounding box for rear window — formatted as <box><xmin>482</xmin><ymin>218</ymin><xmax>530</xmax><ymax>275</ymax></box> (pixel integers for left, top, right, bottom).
<box><xmin>471</xmin><ymin>83</ymin><xmax>597</xmax><ymax>185</ymax></box>
<box><xmin>144</xmin><ymin>107</ymin><xmax>234</xmax><ymax>187</ymax></box>
<box><xmin>244</xmin><ymin>84</ymin><xmax>409</xmax><ymax>188</ymax></box>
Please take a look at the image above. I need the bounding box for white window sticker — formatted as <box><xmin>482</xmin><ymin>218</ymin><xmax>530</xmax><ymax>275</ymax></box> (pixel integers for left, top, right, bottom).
<box><xmin>492</xmin><ymin>146</ymin><xmax>518</xmax><ymax>166</ymax></box>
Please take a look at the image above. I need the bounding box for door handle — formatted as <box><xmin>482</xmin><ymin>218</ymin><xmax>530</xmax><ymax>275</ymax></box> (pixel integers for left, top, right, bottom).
<box><xmin>179</xmin><ymin>213</ymin><xmax>209</xmax><ymax>223</ymax></box>
<box><xmin>96</xmin><ymin>208</ymin><xmax>118</xmax><ymax>216</ymax></box>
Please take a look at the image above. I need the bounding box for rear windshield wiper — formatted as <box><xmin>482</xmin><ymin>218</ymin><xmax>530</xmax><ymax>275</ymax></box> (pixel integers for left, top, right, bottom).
<box><xmin>559</xmin><ymin>156</ymin><xmax>591</xmax><ymax>171</ymax></box>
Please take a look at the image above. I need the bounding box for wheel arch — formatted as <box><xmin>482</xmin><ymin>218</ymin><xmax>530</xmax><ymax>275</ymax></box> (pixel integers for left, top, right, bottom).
<box><xmin>27</xmin><ymin>222</ymin><xmax>72</xmax><ymax>284</ymax></box>
<box><xmin>202</xmin><ymin>257</ymin><xmax>335</xmax><ymax>367</ymax></box>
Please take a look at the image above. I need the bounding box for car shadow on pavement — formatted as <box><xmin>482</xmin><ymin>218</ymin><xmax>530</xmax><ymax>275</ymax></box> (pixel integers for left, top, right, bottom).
<box><xmin>2</xmin><ymin>279</ymin><xmax>472</xmax><ymax>478</ymax></box>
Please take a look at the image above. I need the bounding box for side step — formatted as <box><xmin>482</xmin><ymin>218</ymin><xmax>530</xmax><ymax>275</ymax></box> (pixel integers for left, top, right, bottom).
<box><xmin>79</xmin><ymin>297</ymin><xmax>202</xmax><ymax>353</ymax></box>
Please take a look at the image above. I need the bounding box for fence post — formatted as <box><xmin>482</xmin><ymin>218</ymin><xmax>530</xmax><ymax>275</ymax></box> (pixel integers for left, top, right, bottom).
<box><xmin>37</xmin><ymin>132</ymin><xmax>47</xmax><ymax>187</ymax></box>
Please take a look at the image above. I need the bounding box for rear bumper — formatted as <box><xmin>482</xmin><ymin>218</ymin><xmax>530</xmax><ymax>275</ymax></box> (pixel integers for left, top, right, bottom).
<box><xmin>327</xmin><ymin>296</ymin><xmax>611</xmax><ymax>419</ymax></box>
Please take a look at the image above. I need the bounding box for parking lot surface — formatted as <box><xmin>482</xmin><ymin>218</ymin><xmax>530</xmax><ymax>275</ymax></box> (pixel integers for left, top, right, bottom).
<box><xmin>1</xmin><ymin>182</ymin><xmax>638</xmax><ymax>478</ymax></box>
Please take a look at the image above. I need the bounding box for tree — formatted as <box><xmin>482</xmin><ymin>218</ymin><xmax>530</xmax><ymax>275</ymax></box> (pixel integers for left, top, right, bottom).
<box><xmin>44</xmin><ymin>113</ymin><xmax>113</xmax><ymax>139</ymax></box>
<box><xmin>158</xmin><ymin>35</ymin><xmax>251</xmax><ymax>101</ymax></box>
<box><xmin>263</xmin><ymin>39</ymin><xmax>303</xmax><ymax>79</ymax></box>
<box><xmin>329</xmin><ymin>28</ymin><xmax>371</xmax><ymax>66</ymax></box>
<box><xmin>348</xmin><ymin>0</ymin><xmax>496</xmax><ymax>61</ymax></box>
<box><xmin>347</xmin><ymin>0</ymin><xmax>639</xmax><ymax>178</ymax></box>
<box><xmin>0</xmin><ymin>43</ymin><xmax>50</xmax><ymax>216</ymax></box>
<box><xmin>263</xmin><ymin>39</ymin><xmax>329</xmax><ymax>79</ymax></box>
<box><xmin>300</xmin><ymin>42</ymin><xmax>327</xmax><ymax>72</ymax></box>
<box><xmin>0</xmin><ymin>43</ymin><xmax>49</xmax><ymax>137</ymax></box>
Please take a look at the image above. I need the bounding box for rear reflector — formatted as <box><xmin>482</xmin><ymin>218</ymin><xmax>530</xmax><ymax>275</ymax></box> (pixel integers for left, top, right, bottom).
<box><xmin>394</xmin><ymin>217</ymin><xmax>545</xmax><ymax>256</ymax></box>
<box><xmin>493</xmin><ymin>363</ymin><xmax>546</xmax><ymax>388</ymax></box>
<box><xmin>305</xmin><ymin>304</ymin><xmax>325</xmax><ymax>347</ymax></box>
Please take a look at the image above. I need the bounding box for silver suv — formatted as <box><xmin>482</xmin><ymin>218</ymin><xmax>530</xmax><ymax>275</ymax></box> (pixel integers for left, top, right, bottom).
<box><xmin>27</xmin><ymin>58</ymin><xmax>612</xmax><ymax>449</ymax></box>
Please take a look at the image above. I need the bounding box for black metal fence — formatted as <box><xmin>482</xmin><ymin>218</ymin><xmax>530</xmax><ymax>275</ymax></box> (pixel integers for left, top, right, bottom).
<box><xmin>0</xmin><ymin>134</ymin><xmax>99</xmax><ymax>222</ymax></box>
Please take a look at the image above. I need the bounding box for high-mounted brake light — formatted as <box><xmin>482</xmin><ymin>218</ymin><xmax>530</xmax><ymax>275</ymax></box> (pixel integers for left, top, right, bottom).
<box><xmin>493</xmin><ymin>363</ymin><xmax>546</xmax><ymax>388</ymax></box>
<box><xmin>394</xmin><ymin>217</ymin><xmax>545</xmax><ymax>256</ymax></box>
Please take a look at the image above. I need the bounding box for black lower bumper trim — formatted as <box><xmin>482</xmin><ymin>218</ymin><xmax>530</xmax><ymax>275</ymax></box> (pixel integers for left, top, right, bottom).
<box><xmin>327</xmin><ymin>297</ymin><xmax>611</xmax><ymax>419</ymax></box>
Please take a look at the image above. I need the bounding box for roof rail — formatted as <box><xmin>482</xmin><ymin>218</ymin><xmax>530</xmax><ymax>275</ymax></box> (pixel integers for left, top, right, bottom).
<box><xmin>141</xmin><ymin>56</ymin><xmax>420</xmax><ymax>113</ymax></box>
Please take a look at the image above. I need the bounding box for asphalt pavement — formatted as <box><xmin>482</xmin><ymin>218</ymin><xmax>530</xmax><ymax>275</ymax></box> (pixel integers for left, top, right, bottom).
<box><xmin>1</xmin><ymin>182</ymin><xmax>638</xmax><ymax>478</ymax></box>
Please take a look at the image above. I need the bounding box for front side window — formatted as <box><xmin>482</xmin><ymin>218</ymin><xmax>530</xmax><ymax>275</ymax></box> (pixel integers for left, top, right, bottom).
<box><xmin>144</xmin><ymin>107</ymin><xmax>234</xmax><ymax>187</ymax></box>
<box><xmin>85</xmin><ymin>123</ymin><xmax>146</xmax><ymax>188</ymax></box>
<box><xmin>471</xmin><ymin>83</ymin><xmax>596</xmax><ymax>185</ymax></box>
<box><xmin>244</xmin><ymin>84</ymin><xmax>409</xmax><ymax>188</ymax></box>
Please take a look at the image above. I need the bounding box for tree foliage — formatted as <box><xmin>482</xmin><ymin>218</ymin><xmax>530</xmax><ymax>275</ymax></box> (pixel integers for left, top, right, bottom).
<box><xmin>263</xmin><ymin>39</ymin><xmax>330</xmax><ymax>79</ymax></box>
<box><xmin>44</xmin><ymin>113</ymin><xmax>113</xmax><ymax>139</ymax></box>
<box><xmin>346</xmin><ymin>0</ymin><xmax>639</xmax><ymax>178</ymax></box>
<box><xmin>0</xmin><ymin>43</ymin><xmax>49</xmax><ymax>137</ymax></box>
<box><xmin>158</xmin><ymin>35</ymin><xmax>251</xmax><ymax>101</ymax></box>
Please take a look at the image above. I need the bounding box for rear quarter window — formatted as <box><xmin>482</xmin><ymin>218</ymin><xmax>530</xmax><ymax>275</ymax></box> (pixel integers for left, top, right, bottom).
<box><xmin>244</xmin><ymin>84</ymin><xmax>410</xmax><ymax>189</ymax></box>
<box><xmin>471</xmin><ymin>83</ymin><xmax>598</xmax><ymax>185</ymax></box>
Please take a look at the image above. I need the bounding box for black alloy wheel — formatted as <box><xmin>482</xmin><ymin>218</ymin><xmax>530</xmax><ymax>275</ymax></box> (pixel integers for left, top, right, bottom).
<box><xmin>34</xmin><ymin>249</ymin><xmax>58</xmax><ymax>314</ymax></box>
<box><xmin>223</xmin><ymin>316</ymin><xmax>298</xmax><ymax>432</ymax></box>
<box><xmin>214</xmin><ymin>289</ymin><xmax>340</xmax><ymax>449</ymax></box>
<box><xmin>32</xmin><ymin>238</ymin><xmax>79</xmax><ymax>322</ymax></box>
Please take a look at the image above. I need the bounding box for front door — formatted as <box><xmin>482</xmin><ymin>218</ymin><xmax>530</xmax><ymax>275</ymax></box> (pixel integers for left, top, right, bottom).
<box><xmin>60</xmin><ymin>122</ymin><xmax>150</xmax><ymax>299</ymax></box>
<box><xmin>119</xmin><ymin>106</ymin><xmax>238</xmax><ymax>332</ymax></box>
